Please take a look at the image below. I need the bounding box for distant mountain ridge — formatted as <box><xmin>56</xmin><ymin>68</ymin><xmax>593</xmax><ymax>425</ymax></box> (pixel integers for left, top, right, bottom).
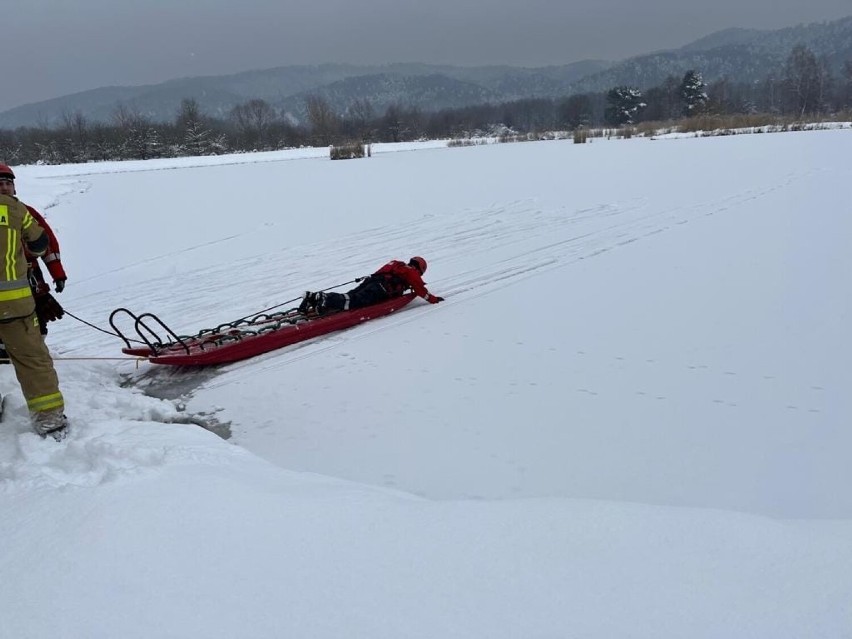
<box><xmin>678</xmin><ymin>27</ymin><xmax>770</xmax><ymax>52</ymax></box>
<box><xmin>0</xmin><ymin>60</ymin><xmax>613</xmax><ymax>128</ymax></box>
<box><xmin>2</xmin><ymin>16</ymin><xmax>849</xmax><ymax>129</ymax></box>
<box><xmin>567</xmin><ymin>16</ymin><xmax>852</xmax><ymax>95</ymax></box>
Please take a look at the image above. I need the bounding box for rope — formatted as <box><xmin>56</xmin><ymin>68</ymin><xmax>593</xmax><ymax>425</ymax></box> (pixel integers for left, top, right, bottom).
<box><xmin>0</xmin><ymin>355</ymin><xmax>148</xmax><ymax>362</ymax></box>
<box><xmin>227</xmin><ymin>297</ymin><xmax>301</xmax><ymax>325</ymax></box>
<box><xmin>54</xmin><ymin>356</ymin><xmax>147</xmax><ymax>361</ymax></box>
<box><xmin>64</xmin><ymin>309</ymin><xmax>129</xmax><ymax>340</ymax></box>
<box><xmin>0</xmin><ymin>355</ymin><xmax>149</xmax><ymax>369</ymax></box>
<box><xmin>228</xmin><ymin>279</ymin><xmax>359</xmax><ymax>323</ymax></box>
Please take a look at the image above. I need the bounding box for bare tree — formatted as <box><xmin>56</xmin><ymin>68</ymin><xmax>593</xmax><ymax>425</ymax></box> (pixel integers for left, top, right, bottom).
<box><xmin>638</xmin><ymin>76</ymin><xmax>680</xmax><ymax>121</ymax></box>
<box><xmin>176</xmin><ymin>98</ymin><xmax>203</xmax><ymax>131</ymax></box>
<box><xmin>783</xmin><ymin>45</ymin><xmax>830</xmax><ymax>117</ymax></box>
<box><xmin>558</xmin><ymin>94</ymin><xmax>593</xmax><ymax>129</ymax></box>
<box><xmin>60</xmin><ymin>110</ymin><xmax>91</xmax><ymax>162</ymax></box>
<box><xmin>230</xmin><ymin>99</ymin><xmax>276</xmax><ymax>149</ymax></box>
<box><xmin>379</xmin><ymin>104</ymin><xmax>403</xmax><ymax>142</ymax></box>
<box><xmin>705</xmin><ymin>78</ymin><xmax>735</xmax><ymax>114</ymax></box>
<box><xmin>305</xmin><ymin>95</ymin><xmax>339</xmax><ymax>145</ymax></box>
<box><xmin>88</xmin><ymin>123</ymin><xmax>121</xmax><ymax>162</ymax></box>
<box><xmin>61</xmin><ymin>110</ymin><xmax>88</xmax><ymax>139</ymax></box>
<box><xmin>112</xmin><ymin>103</ymin><xmax>146</xmax><ymax>131</ymax></box>
<box><xmin>346</xmin><ymin>98</ymin><xmax>375</xmax><ymax>140</ymax></box>
<box><xmin>842</xmin><ymin>60</ymin><xmax>852</xmax><ymax>110</ymax></box>
<box><xmin>0</xmin><ymin>129</ymin><xmax>22</xmax><ymax>164</ymax></box>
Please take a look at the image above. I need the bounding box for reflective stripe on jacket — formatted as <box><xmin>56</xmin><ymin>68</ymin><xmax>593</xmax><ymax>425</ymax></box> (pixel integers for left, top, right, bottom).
<box><xmin>0</xmin><ymin>195</ymin><xmax>45</xmax><ymax>320</ymax></box>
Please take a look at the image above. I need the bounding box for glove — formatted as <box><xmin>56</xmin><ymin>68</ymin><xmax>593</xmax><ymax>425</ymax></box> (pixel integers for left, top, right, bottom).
<box><xmin>428</xmin><ymin>295</ymin><xmax>445</xmax><ymax>304</ymax></box>
<box><xmin>54</xmin><ymin>278</ymin><xmax>66</xmax><ymax>293</ymax></box>
<box><xmin>26</xmin><ymin>268</ymin><xmax>50</xmax><ymax>296</ymax></box>
<box><xmin>35</xmin><ymin>292</ymin><xmax>65</xmax><ymax>323</ymax></box>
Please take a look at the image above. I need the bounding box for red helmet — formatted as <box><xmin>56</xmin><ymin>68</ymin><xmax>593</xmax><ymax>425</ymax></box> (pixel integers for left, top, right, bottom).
<box><xmin>409</xmin><ymin>256</ymin><xmax>427</xmax><ymax>274</ymax></box>
<box><xmin>0</xmin><ymin>163</ymin><xmax>14</xmax><ymax>181</ymax></box>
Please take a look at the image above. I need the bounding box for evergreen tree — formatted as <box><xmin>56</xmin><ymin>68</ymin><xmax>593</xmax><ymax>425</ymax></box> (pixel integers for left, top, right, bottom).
<box><xmin>183</xmin><ymin>120</ymin><xmax>211</xmax><ymax>156</ymax></box>
<box><xmin>604</xmin><ymin>87</ymin><xmax>645</xmax><ymax>126</ymax></box>
<box><xmin>679</xmin><ymin>70</ymin><xmax>708</xmax><ymax>117</ymax></box>
<box><xmin>175</xmin><ymin>99</ymin><xmax>224</xmax><ymax>156</ymax></box>
<box><xmin>123</xmin><ymin>126</ymin><xmax>162</xmax><ymax>160</ymax></box>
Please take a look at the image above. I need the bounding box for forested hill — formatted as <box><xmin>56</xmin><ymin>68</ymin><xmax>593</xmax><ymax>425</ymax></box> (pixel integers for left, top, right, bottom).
<box><xmin>1</xmin><ymin>16</ymin><xmax>849</xmax><ymax>129</ymax></box>
<box><xmin>566</xmin><ymin>16</ymin><xmax>852</xmax><ymax>96</ymax></box>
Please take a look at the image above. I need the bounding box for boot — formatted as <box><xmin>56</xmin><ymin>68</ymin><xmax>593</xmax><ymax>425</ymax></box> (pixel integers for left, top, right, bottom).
<box><xmin>315</xmin><ymin>292</ymin><xmax>327</xmax><ymax>315</ymax></box>
<box><xmin>298</xmin><ymin>291</ymin><xmax>317</xmax><ymax>315</ymax></box>
<box><xmin>32</xmin><ymin>410</ymin><xmax>69</xmax><ymax>441</ymax></box>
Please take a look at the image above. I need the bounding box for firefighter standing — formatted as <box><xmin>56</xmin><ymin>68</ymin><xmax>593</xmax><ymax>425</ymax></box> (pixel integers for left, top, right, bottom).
<box><xmin>0</xmin><ymin>163</ymin><xmax>66</xmax><ymax>336</ymax></box>
<box><xmin>0</xmin><ymin>176</ymin><xmax>67</xmax><ymax>440</ymax></box>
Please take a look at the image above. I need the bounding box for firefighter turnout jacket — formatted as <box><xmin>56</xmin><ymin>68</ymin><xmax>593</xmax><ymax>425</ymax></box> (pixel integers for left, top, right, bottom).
<box><xmin>0</xmin><ymin>194</ymin><xmax>47</xmax><ymax>317</ymax></box>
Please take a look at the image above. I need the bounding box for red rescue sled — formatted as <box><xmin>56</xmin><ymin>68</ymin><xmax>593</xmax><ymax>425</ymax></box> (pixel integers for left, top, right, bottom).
<box><xmin>110</xmin><ymin>293</ymin><xmax>416</xmax><ymax>367</ymax></box>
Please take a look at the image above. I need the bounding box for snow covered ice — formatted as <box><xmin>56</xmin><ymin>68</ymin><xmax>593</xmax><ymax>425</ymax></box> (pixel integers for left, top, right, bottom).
<box><xmin>1</xmin><ymin>130</ymin><xmax>851</xmax><ymax>638</ymax></box>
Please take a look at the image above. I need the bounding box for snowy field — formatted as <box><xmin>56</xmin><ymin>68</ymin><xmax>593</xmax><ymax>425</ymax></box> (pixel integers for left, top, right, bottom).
<box><xmin>1</xmin><ymin>130</ymin><xmax>850</xmax><ymax>638</ymax></box>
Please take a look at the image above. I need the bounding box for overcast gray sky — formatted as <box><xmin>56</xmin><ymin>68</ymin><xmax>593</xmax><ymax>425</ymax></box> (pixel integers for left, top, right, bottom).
<box><xmin>8</xmin><ymin>0</ymin><xmax>851</xmax><ymax>112</ymax></box>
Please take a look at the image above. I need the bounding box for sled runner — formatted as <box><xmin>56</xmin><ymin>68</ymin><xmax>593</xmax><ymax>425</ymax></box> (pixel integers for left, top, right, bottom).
<box><xmin>110</xmin><ymin>293</ymin><xmax>416</xmax><ymax>367</ymax></box>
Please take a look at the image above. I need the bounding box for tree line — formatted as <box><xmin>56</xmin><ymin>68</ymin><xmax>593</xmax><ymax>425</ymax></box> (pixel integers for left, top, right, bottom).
<box><xmin>1</xmin><ymin>45</ymin><xmax>850</xmax><ymax>166</ymax></box>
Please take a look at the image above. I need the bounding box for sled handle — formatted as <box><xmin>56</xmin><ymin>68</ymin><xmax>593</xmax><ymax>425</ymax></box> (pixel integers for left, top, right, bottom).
<box><xmin>108</xmin><ymin>308</ymin><xmax>145</xmax><ymax>350</ymax></box>
<box><xmin>135</xmin><ymin>312</ymin><xmax>189</xmax><ymax>355</ymax></box>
